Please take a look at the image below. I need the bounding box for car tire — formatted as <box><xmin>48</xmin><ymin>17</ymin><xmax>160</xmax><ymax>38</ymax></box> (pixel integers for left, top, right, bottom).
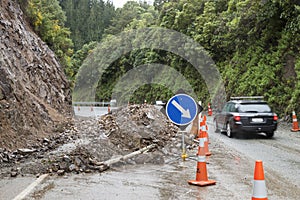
<box><xmin>266</xmin><ymin>132</ymin><xmax>274</xmax><ymax>138</ymax></box>
<box><xmin>226</xmin><ymin>122</ymin><xmax>234</xmax><ymax>138</ymax></box>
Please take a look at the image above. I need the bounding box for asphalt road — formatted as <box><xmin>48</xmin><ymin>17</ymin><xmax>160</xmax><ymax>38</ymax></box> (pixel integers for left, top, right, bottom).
<box><xmin>208</xmin><ymin>119</ymin><xmax>300</xmax><ymax>187</ymax></box>
<box><xmin>206</xmin><ymin>118</ymin><xmax>300</xmax><ymax>199</ymax></box>
<box><xmin>2</xmin><ymin>116</ymin><xmax>300</xmax><ymax>200</ymax></box>
<box><xmin>73</xmin><ymin>106</ymin><xmax>112</xmax><ymax>118</ymax></box>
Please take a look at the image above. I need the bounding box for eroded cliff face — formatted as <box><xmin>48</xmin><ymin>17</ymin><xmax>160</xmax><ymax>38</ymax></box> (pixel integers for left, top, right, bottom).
<box><xmin>0</xmin><ymin>0</ymin><xmax>73</xmax><ymax>149</ymax></box>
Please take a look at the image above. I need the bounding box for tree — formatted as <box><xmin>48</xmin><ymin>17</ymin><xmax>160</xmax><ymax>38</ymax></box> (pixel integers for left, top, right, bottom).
<box><xmin>60</xmin><ymin>0</ymin><xmax>115</xmax><ymax>50</ymax></box>
<box><xmin>156</xmin><ymin>0</ymin><xmax>300</xmax><ymax>114</ymax></box>
<box><xmin>25</xmin><ymin>0</ymin><xmax>73</xmax><ymax>75</ymax></box>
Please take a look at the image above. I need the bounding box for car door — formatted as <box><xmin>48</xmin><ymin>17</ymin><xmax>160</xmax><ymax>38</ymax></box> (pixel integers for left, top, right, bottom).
<box><xmin>218</xmin><ymin>103</ymin><xmax>231</xmax><ymax>130</ymax></box>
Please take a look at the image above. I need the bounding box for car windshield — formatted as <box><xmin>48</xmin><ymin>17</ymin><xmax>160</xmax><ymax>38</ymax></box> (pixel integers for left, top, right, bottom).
<box><xmin>238</xmin><ymin>103</ymin><xmax>271</xmax><ymax>113</ymax></box>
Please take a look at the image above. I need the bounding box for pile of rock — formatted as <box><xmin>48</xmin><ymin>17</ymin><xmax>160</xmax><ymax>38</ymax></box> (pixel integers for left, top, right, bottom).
<box><xmin>99</xmin><ymin>104</ymin><xmax>179</xmax><ymax>151</ymax></box>
<box><xmin>45</xmin><ymin>146</ymin><xmax>109</xmax><ymax>176</ymax></box>
<box><xmin>0</xmin><ymin>121</ymin><xmax>81</xmax><ymax>178</ymax></box>
<box><xmin>0</xmin><ymin>104</ymin><xmax>185</xmax><ymax>178</ymax></box>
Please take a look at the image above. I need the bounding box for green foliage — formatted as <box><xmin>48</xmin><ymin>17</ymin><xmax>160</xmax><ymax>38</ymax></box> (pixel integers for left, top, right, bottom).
<box><xmin>69</xmin><ymin>41</ymin><xmax>98</xmax><ymax>83</ymax></box>
<box><xmin>156</xmin><ymin>0</ymin><xmax>300</xmax><ymax>115</ymax></box>
<box><xmin>94</xmin><ymin>2</ymin><xmax>161</xmax><ymax>102</ymax></box>
<box><xmin>25</xmin><ymin>0</ymin><xmax>73</xmax><ymax>77</ymax></box>
<box><xmin>92</xmin><ymin>0</ymin><xmax>300</xmax><ymax>113</ymax></box>
<box><xmin>130</xmin><ymin>84</ymin><xmax>173</xmax><ymax>104</ymax></box>
<box><xmin>22</xmin><ymin>0</ymin><xmax>300</xmax><ymax>115</ymax></box>
<box><xmin>59</xmin><ymin>0</ymin><xmax>115</xmax><ymax>51</ymax></box>
<box><xmin>220</xmin><ymin>0</ymin><xmax>300</xmax><ymax>115</ymax></box>
<box><xmin>104</xmin><ymin>1</ymin><xmax>153</xmax><ymax>35</ymax></box>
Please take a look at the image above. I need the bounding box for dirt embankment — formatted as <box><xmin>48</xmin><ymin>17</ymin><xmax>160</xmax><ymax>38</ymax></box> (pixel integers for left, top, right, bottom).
<box><xmin>0</xmin><ymin>0</ymin><xmax>72</xmax><ymax>150</ymax></box>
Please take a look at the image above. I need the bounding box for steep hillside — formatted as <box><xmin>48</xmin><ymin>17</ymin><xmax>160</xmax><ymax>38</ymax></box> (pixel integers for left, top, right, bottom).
<box><xmin>0</xmin><ymin>0</ymin><xmax>72</xmax><ymax>149</ymax></box>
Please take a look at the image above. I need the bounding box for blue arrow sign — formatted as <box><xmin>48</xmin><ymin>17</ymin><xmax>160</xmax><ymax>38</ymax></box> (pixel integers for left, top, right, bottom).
<box><xmin>166</xmin><ymin>94</ymin><xmax>198</xmax><ymax>126</ymax></box>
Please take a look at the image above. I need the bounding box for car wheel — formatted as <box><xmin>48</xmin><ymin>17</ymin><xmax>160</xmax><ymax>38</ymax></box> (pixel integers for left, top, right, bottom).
<box><xmin>266</xmin><ymin>132</ymin><xmax>274</xmax><ymax>138</ymax></box>
<box><xmin>226</xmin><ymin>122</ymin><xmax>233</xmax><ymax>138</ymax></box>
<box><xmin>214</xmin><ymin>119</ymin><xmax>220</xmax><ymax>133</ymax></box>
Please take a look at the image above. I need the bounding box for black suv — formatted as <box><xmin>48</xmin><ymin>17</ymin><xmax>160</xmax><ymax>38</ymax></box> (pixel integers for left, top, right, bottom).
<box><xmin>213</xmin><ymin>96</ymin><xmax>278</xmax><ymax>138</ymax></box>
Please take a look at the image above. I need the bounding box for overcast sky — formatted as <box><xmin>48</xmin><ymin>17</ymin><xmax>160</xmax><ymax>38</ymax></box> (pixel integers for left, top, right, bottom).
<box><xmin>111</xmin><ymin>0</ymin><xmax>154</xmax><ymax>8</ymax></box>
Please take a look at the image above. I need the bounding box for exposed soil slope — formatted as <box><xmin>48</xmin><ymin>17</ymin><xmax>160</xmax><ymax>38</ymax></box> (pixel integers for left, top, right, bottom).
<box><xmin>0</xmin><ymin>0</ymin><xmax>72</xmax><ymax>150</ymax></box>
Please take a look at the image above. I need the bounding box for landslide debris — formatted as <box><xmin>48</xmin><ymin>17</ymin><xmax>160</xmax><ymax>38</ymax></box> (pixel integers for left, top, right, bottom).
<box><xmin>0</xmin><ymin>105</ymin><xmax>191</xmax><ymax>178</ymax></box>
<box><xmin>99</xmin><ymin>104</ymin><xmax>178</xmax><ymax>151</ymax></box>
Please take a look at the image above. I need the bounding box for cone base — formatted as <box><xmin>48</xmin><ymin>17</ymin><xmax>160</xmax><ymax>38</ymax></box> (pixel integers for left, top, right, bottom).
<box><xmin>188</xmin><ymin>179</ymin><xmax>216</xmax><ymax>187</ymax></box>
<box><xmin>291</xmin><ymin>128</ymin><xmax>300</xmax><ymax>132</ymax></box>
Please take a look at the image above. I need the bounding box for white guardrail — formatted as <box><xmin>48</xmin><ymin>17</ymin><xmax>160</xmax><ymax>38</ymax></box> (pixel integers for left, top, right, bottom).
<box><xmin>72</xmin><ymin>101</ymin><xmax>117</xmax><ymax>117</ymax></box>
<box><xmin>72</xmin><ymin>101</ymin><xmax>116</xmax><ymax>106</ymax></box>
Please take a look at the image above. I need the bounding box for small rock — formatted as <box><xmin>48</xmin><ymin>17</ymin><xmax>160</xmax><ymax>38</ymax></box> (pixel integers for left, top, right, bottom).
<box><xmin>59</xmin><ymin>162</ymin><xmax>68</xmax><ymax>171</ymax></box>
<box><xmin>63</xmin><ymin>155</ymin><xmax>71</xmax><ymax>162</ymax></box>
<box><xmin>2</xmin><ymin>156</ymin><xmax>9</xmax><ymax>162</ymax></box>
<box><xmin>51</xmin><ymin>163</ymin><xmax>59</xmax><ymax>172</ymax></box>
<box><xmin>10</xmin><ymin>171</ymin><xmax>18</xmax><ymax>177</ymax></box>
<box><xmin>99</xmin><ymin>164</ymin><xmax>109</xmax><ymax>172</ymax></box>
<box><xmin>74</xmin><ymin>157</ymin><xmax>82</xmax><ymax>166</ymax></box>
<box><xmin>146</xmin><ymin>112</ymin><xmax>155</xmax><ymax>120</ymax></box>
<box><xmin>68</xmin><ymin>164</ymin><xmax>76</xmax><ymax>172</ymax></box>
<box><xmin>18</xmin><ymin>148</ymin><xmax>37</xmax><ymax>154</ymax></box>
<box><xmin>37</xmin><ymin>154</ymin><xmax>44</xmax><ymax>159</ymax></box>
<box><xmin>43</xmin><ymin>138</ymin><xmax>50</xmax><ymax>143</ymax></box>
<box><xmin>57</xmin><ymin>170</ymin><xmax>65</xmax><ymax>176</ymax></box>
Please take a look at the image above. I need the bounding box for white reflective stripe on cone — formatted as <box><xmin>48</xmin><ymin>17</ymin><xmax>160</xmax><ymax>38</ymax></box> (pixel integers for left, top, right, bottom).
<box><xmin>197</xmin><ymin>155</ymin><xmax>206</xmax><ymax>162</ymax></box>
<box><xmin>199</xmin><ymin>138</ymin><xmax>205</xmax><ymax>147</ymax></box>
<box><xmin>293</xmin><ymin>118</ymin><xmax>297</xmax><ymax>122</ymax></box>
<box><xmin>252</xmin><ymin>180</ymin><xmax>267</xmax><ymax>198</ymax></box>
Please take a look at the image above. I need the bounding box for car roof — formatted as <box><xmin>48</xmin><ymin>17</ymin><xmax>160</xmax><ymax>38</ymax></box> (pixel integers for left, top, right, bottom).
<box><xmin>229</xmin><ymin>96</ymin><xmax>267</xmax><ymax>104</ymax></box>
<box><xmin>230</xmin><ymin>100</ymin><xmax>267</xmax><ymax>104</ymax></box>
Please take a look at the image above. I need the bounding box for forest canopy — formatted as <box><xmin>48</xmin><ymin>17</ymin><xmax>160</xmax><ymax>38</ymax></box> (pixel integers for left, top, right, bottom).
<box><xmin>20</xmin><ymin>0</ymin><xmax>300</xmax><ymax>116</ymax></box>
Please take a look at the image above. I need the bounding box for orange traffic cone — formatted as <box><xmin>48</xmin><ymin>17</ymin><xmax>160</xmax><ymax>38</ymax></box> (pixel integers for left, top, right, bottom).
<box><xmin>291</xmin><ymin>111</ymin><xmax>300</xmax><ymax>132</ymax></box>
<box><xmin>252</xmin><ymin>160</ymin><xmax>268</xmax><ymax>200</ymax></box>
<box><xmin>203</xmin><ymin>125</ymin><xmax>211</xmax><ymax>156</ymax></box>
<box><xmin>197</xmin><ymin>115</ymin><xmax>206</xmax><ymax>139</ymax></box>
<box><xmin>208</xmin><ymin>103</ymin><xmax>212</xmax><ymax>116</ymax></box>
<box><xmin>198</xmin><ymin>115</ymin><xmax>211</xmax><ymax>156</ymax></box>
<box><xmin>188</xmin><ymin>131</ymin><xmax>216</xmax><ymax>187</ymax></box>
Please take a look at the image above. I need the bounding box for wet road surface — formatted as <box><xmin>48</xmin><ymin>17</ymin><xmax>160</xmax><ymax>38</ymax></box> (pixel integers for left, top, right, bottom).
<box><xmin>2</xmin><ymin>117</ymin><xmax>300</xmax><ymax>200</ymax></box>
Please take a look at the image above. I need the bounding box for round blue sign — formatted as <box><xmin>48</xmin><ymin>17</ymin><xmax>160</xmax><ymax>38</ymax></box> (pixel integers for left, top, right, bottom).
<box><xmin>166</xmin><ymin>94</ymin><xmax>198</xmax><ymax>126</ymax></box>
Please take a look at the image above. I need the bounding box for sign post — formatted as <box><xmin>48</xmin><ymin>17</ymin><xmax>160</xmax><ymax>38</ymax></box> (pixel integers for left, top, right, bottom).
<box><xmin>166</xmin><ymin>94</ymin><xmax>198</xmax><ymax>161</ymax></box>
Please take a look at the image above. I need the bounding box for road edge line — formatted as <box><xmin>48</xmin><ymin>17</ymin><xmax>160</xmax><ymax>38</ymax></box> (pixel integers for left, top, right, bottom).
<box><xmin>12</xmin><ymin>174</ymin><xmax>49</xmax><ymax>200</ymax></box>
